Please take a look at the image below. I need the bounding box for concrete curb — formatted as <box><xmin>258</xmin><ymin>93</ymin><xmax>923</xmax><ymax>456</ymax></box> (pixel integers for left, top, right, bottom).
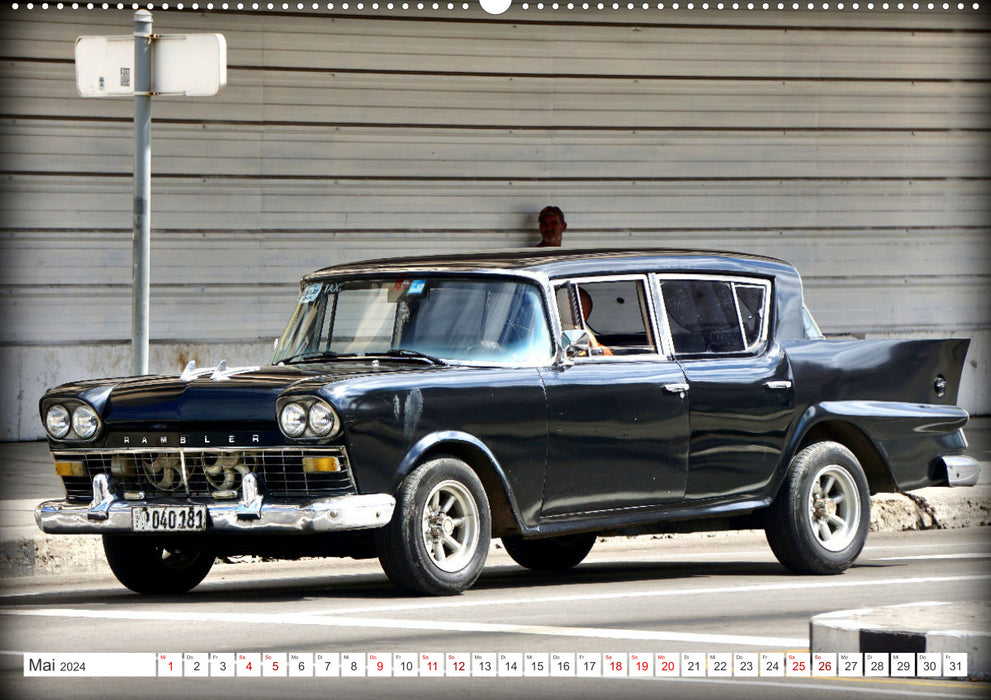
<box><xmin>869</xmin><ymin>485</ymin><xmax>991</xmax><ymax>532</ymax></box>
<box><xmin>1</xmin><ymin>532</ymin><xmax>107</xmax><ymax>580</ymax></box>
<box><xmin>811</xmin><ymin>601</ymin><xmax>991</xmax><ymax>680</ymax></box>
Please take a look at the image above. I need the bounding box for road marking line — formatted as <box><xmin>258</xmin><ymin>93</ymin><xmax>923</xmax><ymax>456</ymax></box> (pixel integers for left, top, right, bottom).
<box><xmin>633</xmin><ymin>675</ymin><xmax>985</xmax><ymax>698</ymax></box>
<box><xmin>295</xmin><ymin>573</ymin><xmax>991</xmax><ymax>616</ymax></box>
<box><xmin>873</xmin><ymin>553</ymin><xmax>991</xmax><ymax>561</ymax></box>
<box><xmin>0</xmin><ymin>607</ymin><xmax>807</xmax><ymax>646</ymax></box>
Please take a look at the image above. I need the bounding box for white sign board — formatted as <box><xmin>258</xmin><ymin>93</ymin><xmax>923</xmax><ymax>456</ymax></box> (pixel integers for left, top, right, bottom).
<box><xmin>75</xmin><ymin>33</ymin><xmax>227</xmax><ymax>97</ymax></box>
<box><xmin>75</xmin><ymin>35</ymin><xmax>134</xmax><ymax>96</ymax></box>
<box><xmin>156</xmin><ymin>34</ymin><xmax>227</xmax><ymax>96</ymax></box>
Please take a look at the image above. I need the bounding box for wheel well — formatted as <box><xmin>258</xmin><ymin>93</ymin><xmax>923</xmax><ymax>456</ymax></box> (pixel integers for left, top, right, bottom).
<box><xmin>798</xmin><ymin>420</ymin><xmax>895</xmax><ymax>494</ymax></box>
<box><xmin>415</xmin><ymin>443</ymin><xmax>520</xmax><ymax>536</ymax></box>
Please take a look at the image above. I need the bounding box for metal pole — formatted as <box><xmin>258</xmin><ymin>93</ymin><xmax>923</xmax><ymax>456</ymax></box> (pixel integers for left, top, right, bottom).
<box><xmin>132</xmin><ymin>10</ymin><xmax>153</xmax><ymax>375</ymax></box>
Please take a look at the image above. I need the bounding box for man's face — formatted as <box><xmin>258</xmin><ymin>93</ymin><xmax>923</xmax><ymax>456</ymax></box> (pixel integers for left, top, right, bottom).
<box><xmin>539</xmin><ymin>212</ymin><xmax>566</xmax><ymax>246</ymax></box>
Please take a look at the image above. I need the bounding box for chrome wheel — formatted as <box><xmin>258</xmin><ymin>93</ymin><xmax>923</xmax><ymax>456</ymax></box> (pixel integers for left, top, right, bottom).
<box><xmin>806</xmin><ymin>464</ymin><xmax>861</xmax><ymax>552</ymax></box>
<box><xmin>375</xmin><ymin>457</ymin><xmax>491</xmax><ymax>595</ymax></box>
<box><xmin>420</xmin><ymin>479</ymin><xmax>481</xmax><ymax>573</ymax></box>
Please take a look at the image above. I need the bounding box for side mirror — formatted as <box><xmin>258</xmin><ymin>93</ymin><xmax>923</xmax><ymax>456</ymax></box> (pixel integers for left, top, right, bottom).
<box><xmin>560</xmin><ymin>329</ymin><xmax>591</xmax><ymax>359</ymax></box>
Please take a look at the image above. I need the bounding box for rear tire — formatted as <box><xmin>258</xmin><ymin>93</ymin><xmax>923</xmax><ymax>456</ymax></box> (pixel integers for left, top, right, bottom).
<box><xmin>375</xmin><ymin>457</ymin><xmax>491</xmax><ymax>595</ymax></box>
<box><xmin>501</xmin><ymin>533</ymin><xmax>596</xmax><ymax>571</ymax></box>
<box><xmin>765</xmin><ymin>441</ymin><xmax>870</xmax><ymax>574</ymax></box>
<box><xmin>103</xmin><ymin>535</ymin><xmax>215</xmax><ymax>594</ymax></box>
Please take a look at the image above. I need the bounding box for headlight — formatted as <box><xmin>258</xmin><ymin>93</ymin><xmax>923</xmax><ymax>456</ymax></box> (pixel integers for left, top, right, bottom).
<box><xmin>280</xmin><ymin>402</ymin><xmax>308</xmax><ymax>438</ymax></box>
<box><xmin>308</xmin><ymin>401</ymin><xmax>339</xmax><ymax>436</ymax></box>
<box><xmin>278</xmin><ymin>397</ymin><xmax>341</xmax><ymax>439</ymax></box>
<box><xmin>71</xmin><ymin>404</ymin><xmax>100</xmax><ymax>440</ymax></box>
<box><xmin>44</xmin><ymin>401</ymin><xmax>101</xmax><ymax>441</ymax></box>
<box><xmin>45</xmin><ymin>405</ymin><xmax>71</xmax><ymax>439</ymax></box>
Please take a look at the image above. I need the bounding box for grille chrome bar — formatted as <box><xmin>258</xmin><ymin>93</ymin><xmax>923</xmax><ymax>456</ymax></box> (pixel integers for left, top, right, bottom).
<box><xmin>54</xmin><ymin>448</ymin><xmax>356</xmax><ymax>502</ymax></box>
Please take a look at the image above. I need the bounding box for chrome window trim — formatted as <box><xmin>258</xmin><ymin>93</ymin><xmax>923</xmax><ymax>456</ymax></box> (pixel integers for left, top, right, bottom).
<box><xmin>550</xmin><ymin>274</ymin><xmax>665</xmax><ymax>362</ymax></box>
<box><xmin>652</xmin><ymin>273</ymin><xmax>773</xmax><ymax>358</ymax></box>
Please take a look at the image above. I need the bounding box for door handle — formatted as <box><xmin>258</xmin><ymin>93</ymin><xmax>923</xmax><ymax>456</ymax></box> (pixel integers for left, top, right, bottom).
<box><xmin>765</xmin><ymin>380</ymin><xmax>793</xmax><ymax>390</ymax></box>
<box><xmin>663</xmin><ymin>383</ymin><xmax>689</xmax><ymax>394</ymax></box>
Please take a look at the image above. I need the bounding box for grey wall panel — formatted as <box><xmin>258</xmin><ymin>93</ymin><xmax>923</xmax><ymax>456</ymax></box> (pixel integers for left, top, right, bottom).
<box><xmin>6</xmin><ymin>68</ymin><xmax>990</xmax><ymax>129</ymax></box>
<box><xmin>3</xmin><ymin>177</ymin><xmax>987</xmax><ymax>231</ymax></box>
<box><xmin>6</xmin><ymin>123</ymin><xmax>991</xmax><ymax>179</ymax></box>
<box><xmin>1</xmin><ymin>7</ymin><xmax>988</xmax><ymax>440</ymax></box>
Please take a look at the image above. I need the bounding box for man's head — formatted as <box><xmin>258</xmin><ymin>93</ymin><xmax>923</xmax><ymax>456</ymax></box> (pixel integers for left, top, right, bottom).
<box><xmin>538</xmin><ymin>206</ymin><xmax>567</xmax><ymax>247</ymax></box>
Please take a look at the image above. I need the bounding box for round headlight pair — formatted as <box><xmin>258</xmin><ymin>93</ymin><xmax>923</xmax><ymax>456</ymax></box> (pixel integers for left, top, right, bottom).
<box><xmin>45</xmin><ymin>403</ymin><xmax>100</xmax><ymax>440</ymax></box>
<box><xmin>279</xmin><ymin>398</ymin><xmax>340</xmax><ymax>439</ymax></box>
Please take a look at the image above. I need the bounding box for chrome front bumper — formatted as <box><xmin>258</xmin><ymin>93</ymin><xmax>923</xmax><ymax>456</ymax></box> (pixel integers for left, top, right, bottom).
<box><xmin>36</xmin><ymin>473</ymin><xmax>395</xmax><ymax>535</ymax></box>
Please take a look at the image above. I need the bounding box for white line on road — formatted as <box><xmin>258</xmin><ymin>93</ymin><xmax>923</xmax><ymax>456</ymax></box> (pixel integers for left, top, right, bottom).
<box><xmin>631</xmin><ymin>675</ymin><xmax>985</xmax><ymax>698</ymax></box>
<box><xmin>872</xmin><ymin>554</ymin><xmax>991</xmax><ymax>562</ymax></box>
<box><xmin>294</xmin><ymin>573</ymin><xmax>991</xmax><ymax>617</ymax></box>
<box><xmin>0</xmin><ymin>607</ymin><xmax>808</xmax><ymax>647</ymax></box>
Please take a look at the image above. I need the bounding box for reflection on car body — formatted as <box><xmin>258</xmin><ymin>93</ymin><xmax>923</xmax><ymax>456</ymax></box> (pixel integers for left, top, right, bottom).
<box><xmin>36</xmin><ymin>249</ymin><xmax>980</xmax><ymax>595</ymax></box>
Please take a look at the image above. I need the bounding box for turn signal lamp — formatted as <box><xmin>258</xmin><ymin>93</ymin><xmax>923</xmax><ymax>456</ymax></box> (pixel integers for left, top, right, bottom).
<box><xmin>54</xmin><ymin>461</ymin><xmax>85</xmax><ymax>478</ymax></box>
<box><xmin>302</xmin><ymin>456</ymin><xmax>341</xmax><ymax>473</ymax></box>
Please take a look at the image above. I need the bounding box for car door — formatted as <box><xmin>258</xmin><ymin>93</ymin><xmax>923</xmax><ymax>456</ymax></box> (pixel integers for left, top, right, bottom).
<box><xmin>656</xmin><ymin>275</ymin><xmax>795</xmax><ymax>500</ymax></box>
<box><xmin>539</xmin><ymin>276</ymin><xmax>690</xmax><ymax>518</ymax></box>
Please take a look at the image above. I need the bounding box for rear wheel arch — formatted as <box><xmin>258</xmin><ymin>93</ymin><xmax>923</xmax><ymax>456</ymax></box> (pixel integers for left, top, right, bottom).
<box><xmin>789</xmin><ymin>418</ymin><xmax>894</xmax><ymax>495</ymax></box>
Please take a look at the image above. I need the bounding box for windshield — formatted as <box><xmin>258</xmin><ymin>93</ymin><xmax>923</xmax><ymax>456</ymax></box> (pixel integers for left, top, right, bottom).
<box><xmin>273</xmin><ymin>276</ymin><xmax>554</xmax><ymax>365</ymax></box>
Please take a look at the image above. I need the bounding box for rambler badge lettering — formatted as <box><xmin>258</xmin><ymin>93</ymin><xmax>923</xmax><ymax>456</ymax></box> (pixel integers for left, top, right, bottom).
<box><xmin>111</xmin><ymin>433</ymin><xmax>264</xmax><ymax>448</ymax></box>
<box><xmin>35</xmin><ymin>249</ymin><xmax>980</xmax><ymax>597</ymax></box>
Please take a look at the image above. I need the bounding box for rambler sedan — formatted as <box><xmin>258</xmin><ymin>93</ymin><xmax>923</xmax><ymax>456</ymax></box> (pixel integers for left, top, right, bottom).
<box><xmin>37</xmin><ymin>249</ymin><xmax>979</xmax><ymax>595</ymax></box>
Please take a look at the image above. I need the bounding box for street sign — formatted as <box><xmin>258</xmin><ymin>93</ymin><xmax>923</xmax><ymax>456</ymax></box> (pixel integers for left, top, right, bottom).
<box><xmin>75</xmin><ymin>33</ymin><xmax>227</xmax><ymax>97</ymax></box>
<box><xmin>156</xmin><ymin>34</ymin><xmax>227</xmax><ymax>96</ymax></box>
<box><xmin>75</xmin><ymin>35</ymin><xmax>134</xmax><ymax>96</ymax></box>
<box><xmin>74</xmin><ymin>11</ymin><xmax>228</xmax><ymax>376</ymax></box>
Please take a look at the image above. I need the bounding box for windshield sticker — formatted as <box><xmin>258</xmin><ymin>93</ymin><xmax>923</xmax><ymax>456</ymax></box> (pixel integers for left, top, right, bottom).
<box><xmin>299</xmin><ymin>283</ymin><xmax>322</xmax><ymax>303</ymax></box>
<box><xmin>408</xmin><ymin>280</ymin><xmax>426</xmax><ymax>295</ymax></box>
<box><xmin>393</xmin><ymin>279</ymin><xmax>411</xmax><ymax>291</ymax></box>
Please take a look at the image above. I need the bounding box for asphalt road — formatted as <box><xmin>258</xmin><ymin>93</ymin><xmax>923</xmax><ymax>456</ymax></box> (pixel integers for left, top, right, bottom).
<box><xmin>1</xmin><ymin>528</ymin><xmax>989</xmax><ymax>700</ymax></box>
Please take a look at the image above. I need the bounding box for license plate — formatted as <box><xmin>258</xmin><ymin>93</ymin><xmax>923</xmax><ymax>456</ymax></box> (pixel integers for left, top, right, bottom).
<box><xmin>132</xmin><ymin>505</ymin><xmax>207</xmax><ymax>532</ymax></box>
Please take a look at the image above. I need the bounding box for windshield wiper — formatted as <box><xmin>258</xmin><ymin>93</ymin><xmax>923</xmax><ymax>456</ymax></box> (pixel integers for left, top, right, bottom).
<box><xmin>279</xmin><ymin>350</ymin><xmax>346</xmax><ymax>364</ymax></box>
<box><xmin>380</xmin><ymin>349</ymin><xmax>446</xmax><ymax>365</ymax></box>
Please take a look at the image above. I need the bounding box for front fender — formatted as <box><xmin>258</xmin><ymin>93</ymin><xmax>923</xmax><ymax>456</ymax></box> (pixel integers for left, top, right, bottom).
<box><xmin>396</xmin><ymin>430</ymin><xmax>531</xmax><ymax>533</ymax></box>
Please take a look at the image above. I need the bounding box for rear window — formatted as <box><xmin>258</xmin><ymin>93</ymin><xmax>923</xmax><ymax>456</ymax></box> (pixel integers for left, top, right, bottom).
<box><xmin>659</xmin><ymin>277</ymin><xmax>770</xmax><ymax>356</ymax></box>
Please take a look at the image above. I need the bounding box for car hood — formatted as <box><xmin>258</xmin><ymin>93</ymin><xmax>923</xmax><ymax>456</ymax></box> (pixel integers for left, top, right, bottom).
<box><xmin>45</xmin><ymin>361</ymin><xmax>452</xmax><ymax>429</ymax></box>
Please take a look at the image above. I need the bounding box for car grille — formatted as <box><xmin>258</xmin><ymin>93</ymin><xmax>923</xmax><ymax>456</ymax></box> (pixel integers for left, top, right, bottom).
<box><xmin>54</xmin><ymin>448</ymin><xmax>356</xmax><ymax>503</ymax></box>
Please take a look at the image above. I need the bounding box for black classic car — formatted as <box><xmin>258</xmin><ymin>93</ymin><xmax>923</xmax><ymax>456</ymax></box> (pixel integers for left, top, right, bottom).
<box><xmin>37</xmin><ymin>249</ymin><xmax>979</xmax><ymax>595</ymax></box>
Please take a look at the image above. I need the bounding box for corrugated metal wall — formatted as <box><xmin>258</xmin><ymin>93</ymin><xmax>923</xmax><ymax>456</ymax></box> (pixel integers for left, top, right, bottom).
<box><xmin>1</xmin><ymin>7</ymin><xmax>988</xmax><ymax>439</ymax></box>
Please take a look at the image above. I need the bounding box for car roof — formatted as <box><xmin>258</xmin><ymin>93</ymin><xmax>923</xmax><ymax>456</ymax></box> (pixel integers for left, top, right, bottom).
<box><xmin>303</xmin><ymin>248</ymin><xmax>795</xmax><ymax>282</ymax></box>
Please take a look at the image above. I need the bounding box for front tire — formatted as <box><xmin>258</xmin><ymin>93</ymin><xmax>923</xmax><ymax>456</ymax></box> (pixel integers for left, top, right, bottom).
<box><xmin>501</xmin><ymin>533</ymin><xmax>596</xmax><ymax>571</ymax></box>
<box><xmin>375</xmin><ymin>457</ymin><xmax>491</xmax><ymax>595</ymax></box>
<box><xmin>765</xmin><ymin>441</ymin><xmax>870</xmax><ymax>574</ymax></box>
<box><xmin>103</xmin><ymin>535</ymin><xmax>215</xmax><ymax>594</ymax></box>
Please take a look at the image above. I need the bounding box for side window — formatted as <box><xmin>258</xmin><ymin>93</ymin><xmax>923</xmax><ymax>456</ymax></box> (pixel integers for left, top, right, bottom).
<box><xmin>735</xmin><ymin>284</ymin><xmax>766</xmax><ymax>347</ymax></box>
<box><xmin>803</xmin><ymin>304</ymin><xmax>824</xmax><ymax>339</ymax></box>
<box><xmin>660</xmin><ymin>278</ymin><xmax>769</xmax><ymax>356</ymax></box>
<box><xmin>556</xmin><ymin>277</ymin><xmax>657</xmax><ymax>356</ymax></box>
